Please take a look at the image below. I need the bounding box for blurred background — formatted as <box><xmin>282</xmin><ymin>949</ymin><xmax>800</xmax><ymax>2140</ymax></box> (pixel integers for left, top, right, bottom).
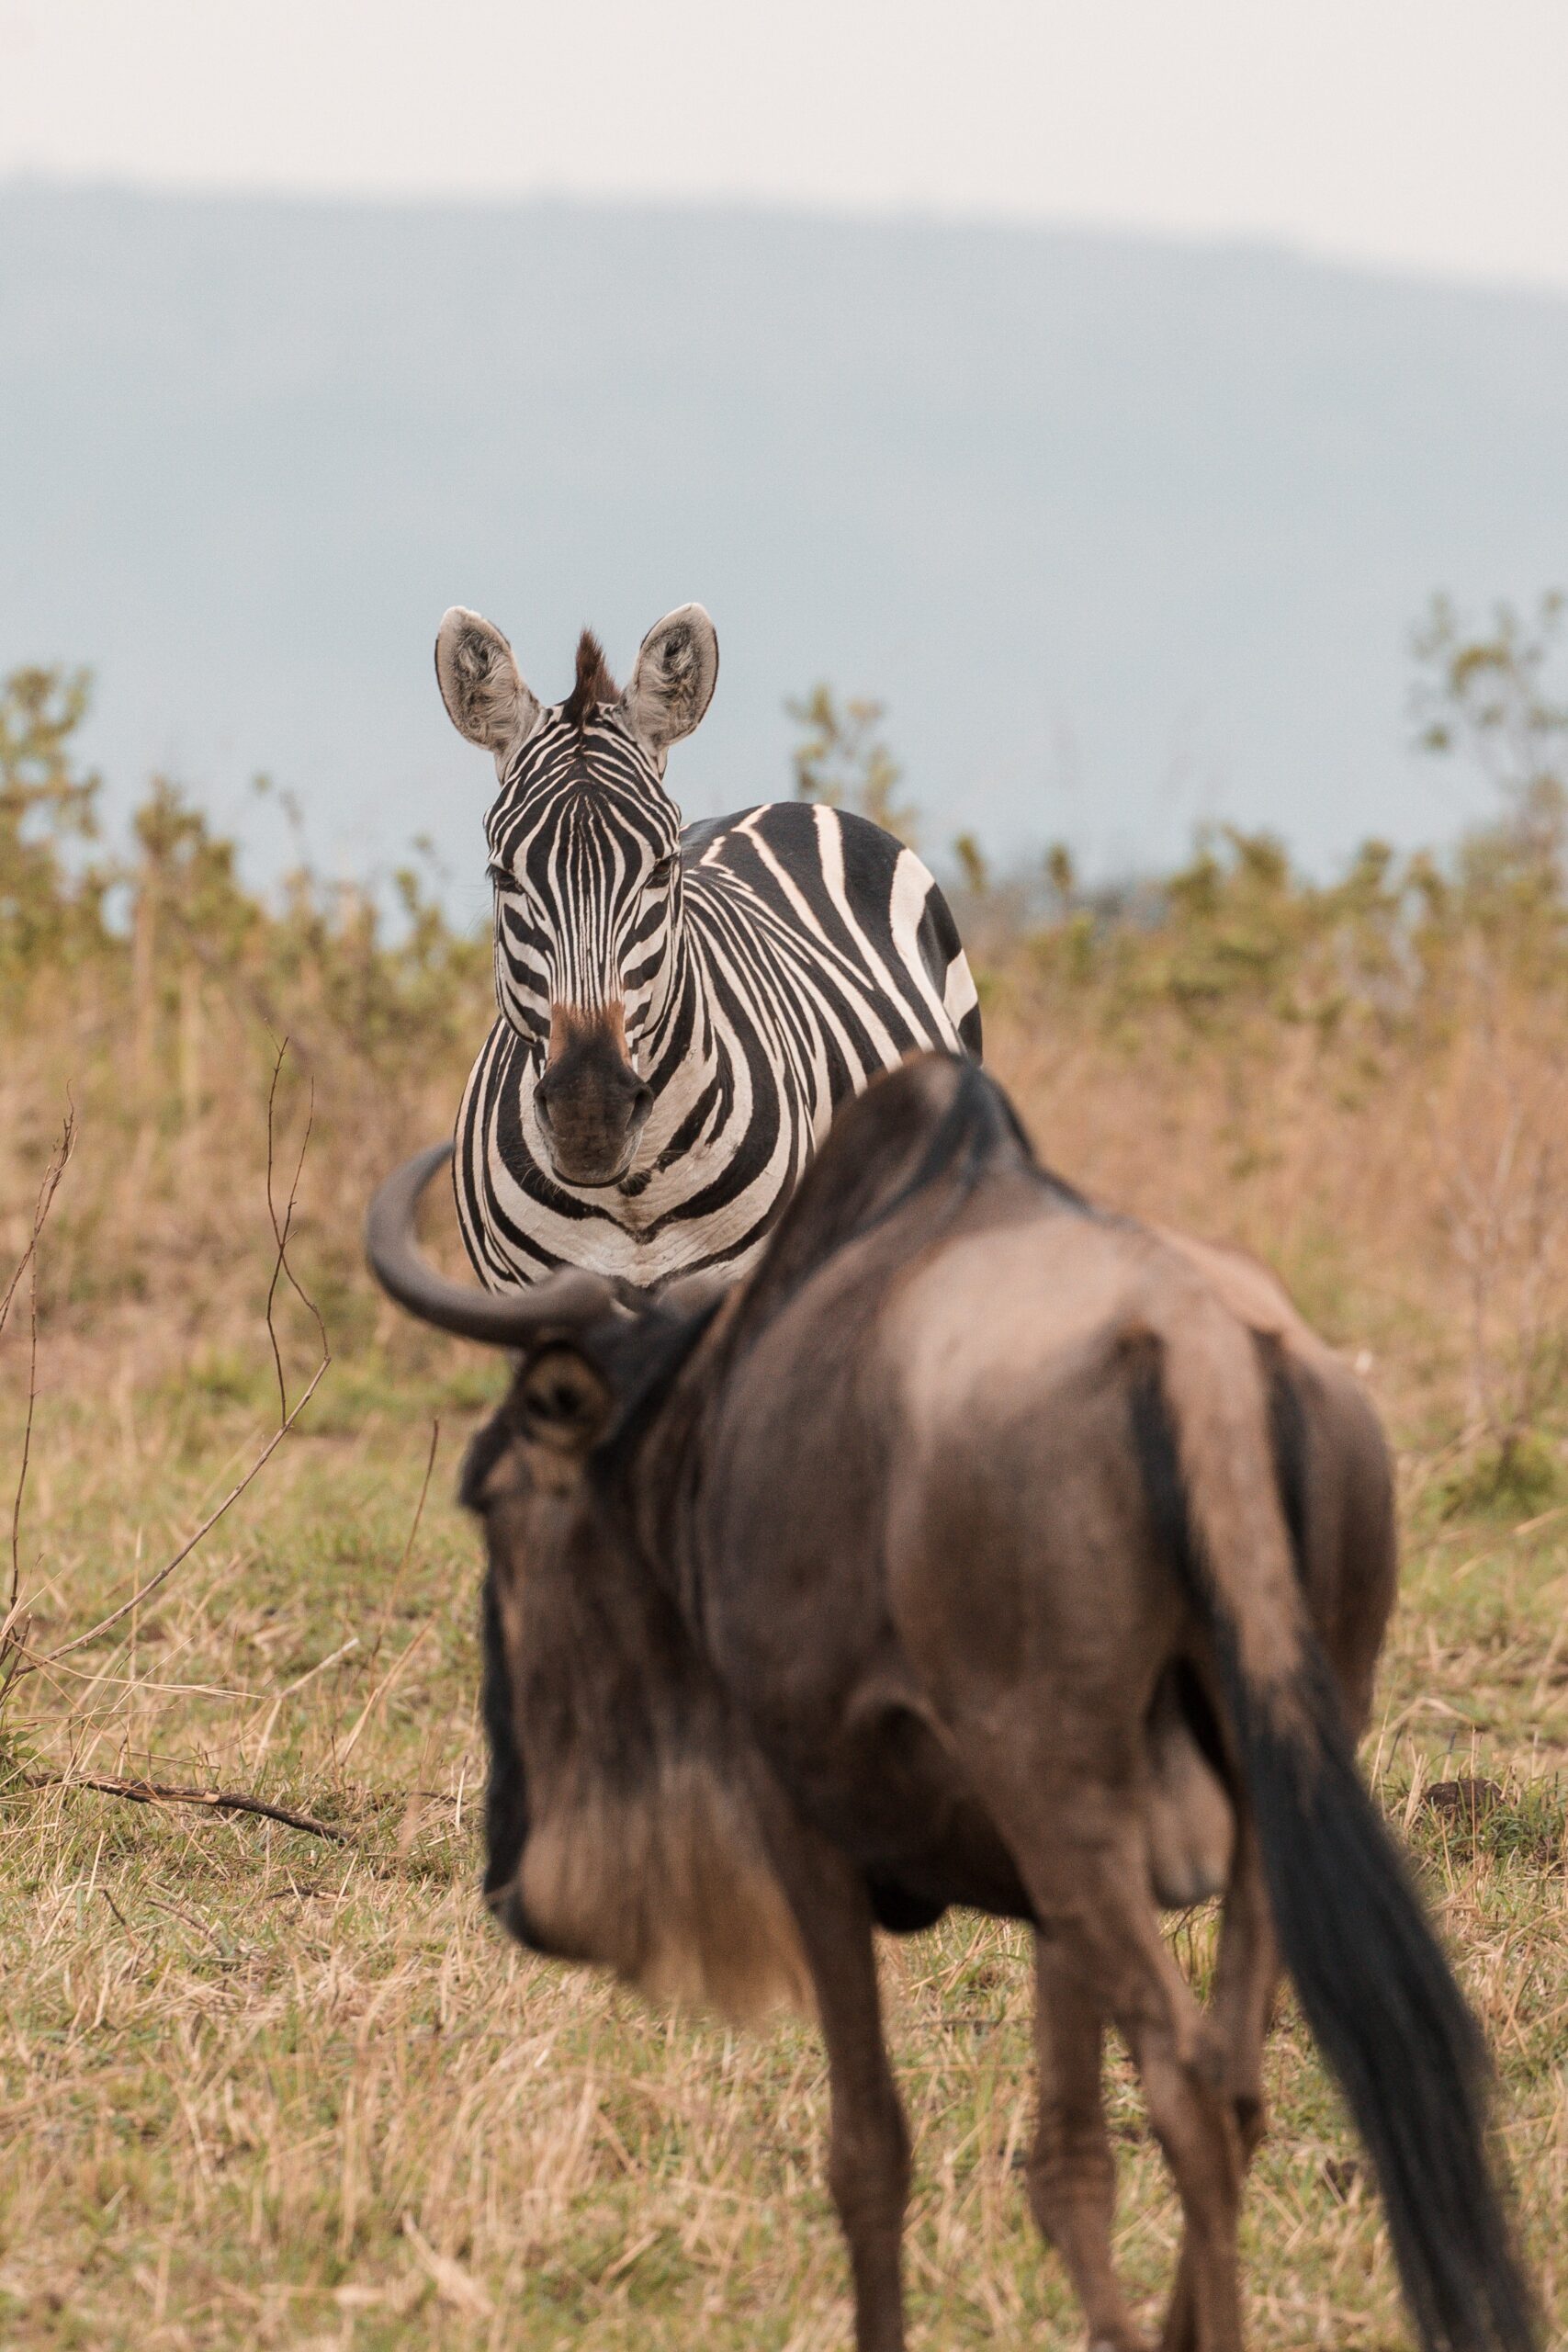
<box><xmin>4</xmin><ymin>0</ymin><xmax>1567</xmax><ymax>899</ymax></box>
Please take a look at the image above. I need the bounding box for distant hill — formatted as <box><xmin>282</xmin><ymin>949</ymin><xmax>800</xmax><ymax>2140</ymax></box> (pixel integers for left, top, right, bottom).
<box><xmin>4</xmin><ymin>183</ymin><xmax>1566</xmax><ymax>900</ymax></box>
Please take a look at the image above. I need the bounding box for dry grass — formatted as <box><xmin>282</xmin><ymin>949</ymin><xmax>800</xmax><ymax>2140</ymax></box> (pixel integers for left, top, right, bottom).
<box><xmin>2</xmin><ymin>959</ymin><xmax>1566</xmax><ymax>2349</ymax></box>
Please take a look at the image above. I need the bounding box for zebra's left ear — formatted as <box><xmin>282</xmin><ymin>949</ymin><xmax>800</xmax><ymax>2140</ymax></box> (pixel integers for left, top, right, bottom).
<box><xmin>621</xmin><ymin>606</ymin><xmax>718</xmax><ymax>761</ymax></box>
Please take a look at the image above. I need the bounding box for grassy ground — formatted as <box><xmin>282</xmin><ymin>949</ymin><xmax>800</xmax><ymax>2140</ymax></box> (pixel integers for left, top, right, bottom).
<box><xmin>2</xmin><ymin>1002</ymin><xmax>1566</xmax><ymax>2348</ymax></box>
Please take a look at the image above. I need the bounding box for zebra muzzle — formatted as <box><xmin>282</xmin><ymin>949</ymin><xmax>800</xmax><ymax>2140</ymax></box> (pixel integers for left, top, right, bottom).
<box><xmin>535</xmin><ymin>1010</ymin><xmax>652</xmax><ymax>1188</ymax></box>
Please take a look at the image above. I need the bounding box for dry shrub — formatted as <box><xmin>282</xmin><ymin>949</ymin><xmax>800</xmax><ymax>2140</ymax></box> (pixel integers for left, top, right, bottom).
<box><xmin>6</xmin><ymin>780</ymin><xmax>1568</xmax><ymax>1477</ymax></box>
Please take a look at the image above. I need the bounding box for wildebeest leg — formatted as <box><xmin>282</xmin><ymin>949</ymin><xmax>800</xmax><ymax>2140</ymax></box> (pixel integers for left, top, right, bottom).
<box><xmin>1029</xmin><ymin>1934</ymin><xmax>1146</xmax><ymax>2352</ymax></box>
<box><xmin>1159</xmin><ymin>1824</ymin><xmax>1276</xmax><ymax>2352</ymax></box>
<box><xmin>766</xmin><ymin>1815</ymin><xmax>910</xmax><ymax>2352</ymax></box>
<box><xmin>1078</xmin><ymin>1864</ymin><xmax>1245</xmax><ymax>2352</ymax></box>
<box><xmin>974</xmin><ymin>1759</ymin><xmax>1244</xmax><ymax>2352</ymax></box>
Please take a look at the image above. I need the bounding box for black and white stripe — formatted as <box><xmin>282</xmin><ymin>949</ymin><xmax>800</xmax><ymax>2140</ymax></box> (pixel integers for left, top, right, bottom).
<box><xmin>437</xmin><ymin>605</ymin><xmax>981</xmax><ymax>1292</ymax></box>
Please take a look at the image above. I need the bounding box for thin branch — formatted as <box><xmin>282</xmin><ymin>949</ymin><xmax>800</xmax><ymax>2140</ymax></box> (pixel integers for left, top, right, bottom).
<box><xmin>16</xmin><ymin>1651</ymin><xmax>271</xmax><ymax>1700</ymax></box>
<box><xmin>26</xmin><ymin>1770</ymin><xmax>347</xmax><ymax>1843</ymax></box>
<box><xmin>9</xmin><ymin>1261</ymin><xmax>39</xmax><ymax>1616</ymax></box>
<box><xmin>264</xmin><ymin>1041</ymin><xmax>290</xmax><ymax>1423</ymax></box>
<box><xmin>0</xmin><ymin>1108</ymin><xmax>74</xmax><ymax>1344</ymax></box>
<box><xmin>5</xmin><ymin>1074</ymin><xmax>331</xmax><ymax>1692</ymax></box>
<box><xmin>337</xmin><ymin>1623</ymin><xmax>433</xmax><ymax>1768</ymax></box>
<box><xmin>4</xmin><ymin>1114</ymin><xmax>74</xmax><ymax>1631</ymax></box>
<box><xmin>27</xmin><ymin>1351</ymin><xmax>331</xmax><ymax>1671</ymax></box>
<box><xmin>263</xmin><ymin>1038</ymin><xmax>325</xmax><ymax>1425</ymax></box>
<box><xmin>97</xmin><ymin>1884</ymin><xmax>147</xmax><ymax>1955</ymax></box>
<box><xmin>363</xmin><ymin>1419</ymin><xmax>439</xmax><ymax>1679</ymax></box>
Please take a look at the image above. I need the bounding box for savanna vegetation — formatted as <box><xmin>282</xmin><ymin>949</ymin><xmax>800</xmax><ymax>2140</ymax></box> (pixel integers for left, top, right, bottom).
<box><xmin>1</xmin><ymin>602</ymin><xmax>1566</xmax><ymax>2347</ymax></box>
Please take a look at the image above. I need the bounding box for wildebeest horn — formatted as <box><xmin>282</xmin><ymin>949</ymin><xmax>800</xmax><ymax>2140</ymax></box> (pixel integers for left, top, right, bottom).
<box><xmin>365</xmin><ymin>1143</ymin><xmax>623</xmax><ymax>1343</ymax></box>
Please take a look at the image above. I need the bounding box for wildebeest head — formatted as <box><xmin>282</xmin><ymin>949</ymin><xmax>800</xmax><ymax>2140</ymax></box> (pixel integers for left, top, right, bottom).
<box><xmin>365</xmin><ymin>1147</ymin><xmax>808</xmax><ymax>2016</ymax></box>
<box><xmin>434</xmin><ymin>605</ymin><xmax>719</xmax><ymax>1188</ymax></box>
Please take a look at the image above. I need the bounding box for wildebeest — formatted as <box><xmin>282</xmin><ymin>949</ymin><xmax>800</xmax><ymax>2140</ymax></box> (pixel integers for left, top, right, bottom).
<box><xmin>367</xmin><ymin>1054</ymin><xmax>1534</xmax><ymax>2352</ymax></box>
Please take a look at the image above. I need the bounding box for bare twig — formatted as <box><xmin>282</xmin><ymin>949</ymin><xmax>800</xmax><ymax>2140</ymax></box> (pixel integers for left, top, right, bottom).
<box><xmin>97</xmin><ymin>1883</ymin><xmax>149</xmax><ymax>1957</ymax></box>
<box><xmin>25</xmin><ymin>1354</ymin><xmax>332</xmax><ymax>1674</ymax></box>
<box><xmin>0</xmin><ymin>1107</ymin><xmax>74</xmax><ymax>1345</ymax></box>
<box><xmin>3</xmin><ymin>1115</ymin><xmax>74</xmax><ymax>1648</ymax></box>
<box><xmin>263</xmin><ymin>1038</ymin><xmax>326</xmax><ymax>1425</ymax></box>
<box><xmin>8</xmin><ymin>1271</ymin><xmax>39</xmax><ymax>1615</ymax></box>
<box><xmin>252</xmin><ymin>1634</ymin><xmax>361</xmax><ymax>1764</ymax></box>
<box><xmin>27</xmin><ymin>1770</ymin><xmax>347</xmax><ymax>1843</ymax></box>
<box><xmin>3</xmin><ymin>1071</ymin><xmax>331</xmax><ymax>1696</ymax></box>
<box><xmin>337</xmin><ymin>1623</ymin><xmax>433</xmax><ymax>1768</ymax></box>
<box><xmin>364</xmin><ymin>1419</ymin><xmax>439</xmax><ymax>1679</ymax></box>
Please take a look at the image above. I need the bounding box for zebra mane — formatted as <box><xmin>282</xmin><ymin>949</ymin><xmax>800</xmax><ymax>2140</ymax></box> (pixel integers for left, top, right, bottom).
<box><xmin>561</xmin><ymin>629</ymin><xmax>620</xmax><ymax>729</ymax></box>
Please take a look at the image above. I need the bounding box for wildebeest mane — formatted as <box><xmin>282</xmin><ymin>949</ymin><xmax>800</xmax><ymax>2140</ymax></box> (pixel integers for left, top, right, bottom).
<box><xmin>570</xmin><ymin>1059</ymin><xmax>1090</xmax><ymax>1517</ymax></box>
<box><xmin>860</xmin><ymin>1055</ymin><xmax>1086</xmax><ymax>1235</ymax></box>
<box><xmin>584</xmin><ymin>1059</ymin><xmax>1088</xmax><ymax>1500</ymax></box>
<box><xmin>727</xmin><ymin>1055</ymin><xmax>1087</xmax><ymax>1340</ymax></box>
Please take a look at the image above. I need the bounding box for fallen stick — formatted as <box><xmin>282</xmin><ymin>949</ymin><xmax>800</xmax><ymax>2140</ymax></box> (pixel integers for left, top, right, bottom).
<box><xmin>28</xmin><ymin>1770</ymin><xmax>348</xmax><ymax>1842</ymax></box>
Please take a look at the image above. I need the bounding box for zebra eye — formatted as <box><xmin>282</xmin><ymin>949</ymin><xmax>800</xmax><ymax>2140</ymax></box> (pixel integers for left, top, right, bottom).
<box><xmin>487</xmin><ymin>863</ymin><xmax>514</xmax><ymax>890</ymax></box>
<box><xmin>648</xmin><ymin>855</ymin><xmax>676</xmax><ymax>890</ymax></box>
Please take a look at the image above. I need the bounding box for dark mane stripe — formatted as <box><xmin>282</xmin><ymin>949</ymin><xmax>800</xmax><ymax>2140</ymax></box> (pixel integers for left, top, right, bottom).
<box><xmin>561</xmin><ymin>629</ymin><xmax>619</xmax><ymax>727</ymax></box>
<box><xmin>705</xmin><ymin>1058</ymin><xmax>1085</xmax><ymax>1363</ymax></box>
<box><xmin>586</xmin><ymin>1060</ymin><xmax>1086</xmax><ymax>1516</ymax></box>
<box><xmin>817</xmin><ymin>1057</ymin><xmax>1087</xmax><ymax>1265</ymax></box>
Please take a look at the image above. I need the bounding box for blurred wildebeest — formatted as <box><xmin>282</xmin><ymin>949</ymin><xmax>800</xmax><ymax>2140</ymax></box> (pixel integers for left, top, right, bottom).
<box><xmin>367</xmin><ymin>1055</ymin><xmax>1534</xmax><ymax>2352</ymax></box>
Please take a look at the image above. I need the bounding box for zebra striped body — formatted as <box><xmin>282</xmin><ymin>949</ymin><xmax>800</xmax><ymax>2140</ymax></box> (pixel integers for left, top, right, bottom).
<box><xmin>436</xmin><ymin>605</ymin><xmax>981</xmax><ymax>1293</ymax></box>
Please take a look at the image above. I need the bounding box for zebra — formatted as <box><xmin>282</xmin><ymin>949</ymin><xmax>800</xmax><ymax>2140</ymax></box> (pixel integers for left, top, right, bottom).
<box><xmin>434</xmin><ymin>601</ymin><xmax>983</xmax><ymax>1291</ymax></box>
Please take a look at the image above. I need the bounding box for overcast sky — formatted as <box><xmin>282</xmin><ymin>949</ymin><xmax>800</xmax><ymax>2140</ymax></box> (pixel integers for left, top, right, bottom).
<box><xmin>2</xmin><ymin>0</ymin><xmax>1566</xmax><ymax>288</ymax></box>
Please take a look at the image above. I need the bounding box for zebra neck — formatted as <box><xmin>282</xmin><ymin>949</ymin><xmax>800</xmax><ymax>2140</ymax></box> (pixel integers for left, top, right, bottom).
<box><xmin>643</xmin><ymin>918</ymin><xmax>734</xmax><ymax>1118</ymax></box>
<box><xmin>651</xmin><ymin>922</ymin><xmax>705</xmax><ymax>1055</ymax></box>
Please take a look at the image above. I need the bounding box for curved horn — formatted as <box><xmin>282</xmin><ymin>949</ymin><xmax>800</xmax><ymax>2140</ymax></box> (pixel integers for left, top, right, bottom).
<box><xmin>365</xmin><ymin>1143</ymin><xmax>621</xmax><ymax>1345</ymax></box>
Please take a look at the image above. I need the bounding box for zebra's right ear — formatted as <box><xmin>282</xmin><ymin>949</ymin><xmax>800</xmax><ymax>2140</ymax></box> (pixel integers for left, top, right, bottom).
<box><xmin>434</xmin><ymin>609</ymin><xmax>542</xmax><ymax>763</ymax></box>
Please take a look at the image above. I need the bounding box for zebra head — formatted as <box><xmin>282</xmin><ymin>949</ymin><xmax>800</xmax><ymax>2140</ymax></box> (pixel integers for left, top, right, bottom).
<box><xmin>435</xmin><ymin>604</ymin><xmax>719</xmax><ymax>1191</ymax></box>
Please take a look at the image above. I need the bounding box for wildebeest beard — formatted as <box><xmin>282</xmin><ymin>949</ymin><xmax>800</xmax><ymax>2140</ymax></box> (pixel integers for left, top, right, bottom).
<box><xmin>467</xmin><ymin>1418</ymin><xmax>811</xmax><ymax>2021</ymax></box>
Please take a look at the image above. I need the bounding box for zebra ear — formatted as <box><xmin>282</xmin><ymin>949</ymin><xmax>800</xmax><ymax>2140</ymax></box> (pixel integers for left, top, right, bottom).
<box><xmin>621</xmin><ymin>605</ymin><xmax>718</xmax><ymax>759</ymax></box>
<box><xmin>434</xmin><ymin>609</ymin><xmax>542</xmax><ymax>762</ymax></box>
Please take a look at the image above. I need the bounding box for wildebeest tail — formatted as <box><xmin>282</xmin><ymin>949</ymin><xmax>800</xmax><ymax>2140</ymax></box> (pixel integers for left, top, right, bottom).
<box><xmin>1130</xmin><ymin>1318</ymin><xmax>1536</xmax><ymax>2352</ymax></box>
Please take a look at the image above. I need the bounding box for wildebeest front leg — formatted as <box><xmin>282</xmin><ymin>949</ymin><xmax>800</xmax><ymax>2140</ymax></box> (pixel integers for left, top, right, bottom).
<box><xmin>767</xmin><ymin>1814</ymin><xmax>911</xmax><ymax>2352</ymax></box>
<box><xmin>1029</xmin><ymin>1934</ymin><xmax>1148</xmax><ymax>2352</ymax></box>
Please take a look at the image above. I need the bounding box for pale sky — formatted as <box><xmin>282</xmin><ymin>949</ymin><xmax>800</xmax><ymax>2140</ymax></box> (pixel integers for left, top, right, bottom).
<box><xmin>2</xmin><ymin>0</ymin><xmax>1567</xmax><ymax>289</ymax></box>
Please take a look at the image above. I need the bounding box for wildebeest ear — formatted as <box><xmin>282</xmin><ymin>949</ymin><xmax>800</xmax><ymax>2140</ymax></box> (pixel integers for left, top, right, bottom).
<box><xmin>621</xmin><ymin>605</ymin><xmax>718</xmax><ymax>759</ymax></box>
<box><xmin>518</xmin><ymin>1344</ymin><xmax>615</xmax><ymax>1459</ymax></box>
<box><xmin>434</xmin><ymin>608</ymin><xmax>542</xmax><ymax>761</ymax></box>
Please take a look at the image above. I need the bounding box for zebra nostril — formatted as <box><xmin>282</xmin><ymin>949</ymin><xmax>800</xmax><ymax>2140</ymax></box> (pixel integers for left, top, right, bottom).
<box><xmin>534</xmin><ymin>1053</ymin><xmax>645</xmax><ymax>1145</ymax></box>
